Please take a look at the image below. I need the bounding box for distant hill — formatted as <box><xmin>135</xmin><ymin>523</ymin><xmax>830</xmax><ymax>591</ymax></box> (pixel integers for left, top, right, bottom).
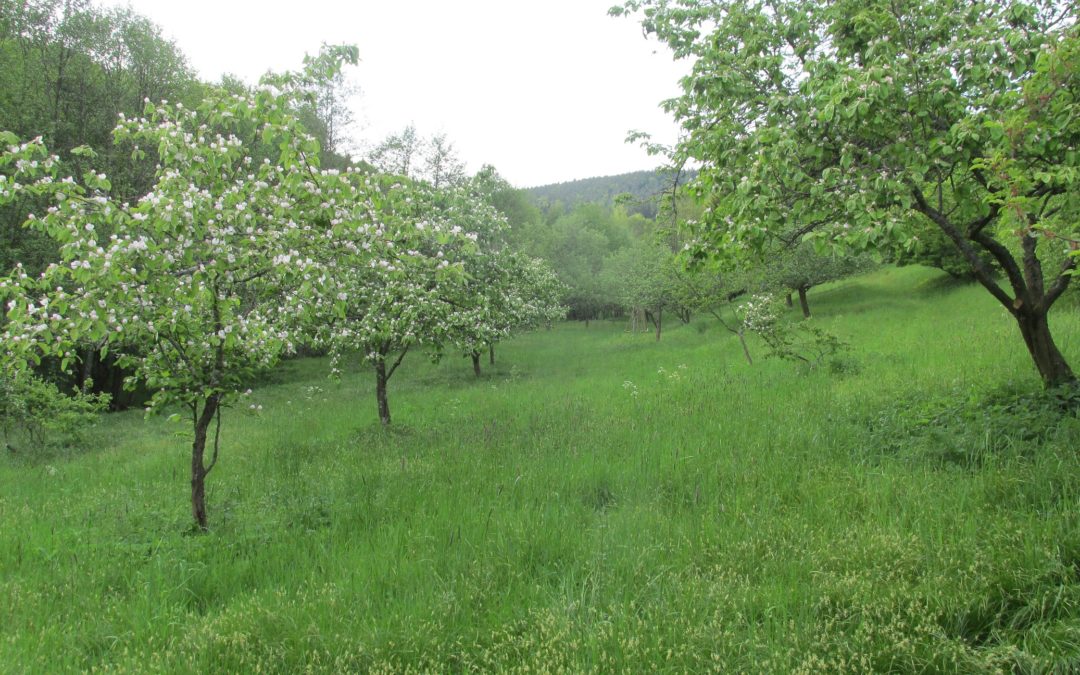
<box><xmin>525</xmin><ymin>169</ymin><xmax>695</xmax><ymax>218</ymax></box>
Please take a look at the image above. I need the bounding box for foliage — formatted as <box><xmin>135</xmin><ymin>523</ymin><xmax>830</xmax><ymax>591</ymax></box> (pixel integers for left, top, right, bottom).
<box><xmin>0</xmin><ymin>365</ymin><xmax>108</xmax><ymax>452</ymax></box>
<box><xmin>613</xmin><ymin>0</ymin><xmax>1080</xmax><ymax>386</ymax></box>
<box><xmin>891</xmin><ymin>222</ymin><xmax>991</xmax><ymax>280</ymax></box>
<box><xmin>0</xmin><ymin>45</ymin><xmax>365</xmax><ymax>528</ymax></box>
<box><xmin>742</xmin><ymin>293</ymin><xmax>851</xmax><ymax>370</ymax></box>
<box><xmin>0</xmin><ymin>0</ymin><xmax>197</xmax><ymax>276</ymax></box>
<box><xmin>864</xmin><ymin>381</ymin><xmax>1080</xmax><ymax>467</ymax></box>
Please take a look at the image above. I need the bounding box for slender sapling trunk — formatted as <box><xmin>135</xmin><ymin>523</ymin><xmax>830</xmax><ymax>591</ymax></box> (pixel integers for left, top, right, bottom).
<box><xmin>190</xmin><ymin>392</ymin><xmax>221</xmax><ymax>531</ymax></box>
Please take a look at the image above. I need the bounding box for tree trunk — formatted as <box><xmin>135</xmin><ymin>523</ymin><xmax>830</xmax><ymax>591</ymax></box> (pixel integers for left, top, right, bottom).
<box><xmin>1015</xmin><ymin>310</ymin><xmax>1075</xmax><ymax>388</ymax></box>
<box><xmin>471</xmin><ymin>352</ymin><xmax>482</xmax><ymax>378</ymax></box>
<box><xmin>655</xmin><ymin>305</ymin><xmax>662</xmax><ymax>341</ymax></box>
<box><xmin>190</xmin><ymin>392</ymin><xmax>221</xmax><ymax>531</ymax></box>
<box><xmin>375</xmin><ymin>360</ymin><xmax>391</xmax><ymax>426</ymax></box>
<box><xmin>489</xmin><ymin>344</ymin><xmax>495</xmax><ymax>366</ymax></box>
<box><xmin>798</xmin><ymin>286</ymin><xmax>811</xmax><ymax>318</ymax></box>
<box><xmin>786</xmin><ymin>293</ymin><xmax>793</xmax><ymax>307</ymax></box>
<box><xmin>737</xmin><ymin>329</ymin><xmax>753</xmax><ymax>365</ymax></box>
<box><xmin>79</xmin><ymin>347</ymin><xmax>95</xmax><ymax>395</ymax></box>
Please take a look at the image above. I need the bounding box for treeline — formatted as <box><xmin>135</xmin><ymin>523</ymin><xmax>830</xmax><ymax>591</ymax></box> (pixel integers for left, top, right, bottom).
<box><xmin>485</xmin><ymin>177</ymin><xmax>874</xmax><ymax>354</ymax></box>
<box><xmin>0</xmin><ymin>0</ymin><xmax>198</xmax><ymax>274</ymax></box>
<box><xmin>526</xmin><ymin>168</ymin><xmax>695</xmax><ymax>219</ymax></box>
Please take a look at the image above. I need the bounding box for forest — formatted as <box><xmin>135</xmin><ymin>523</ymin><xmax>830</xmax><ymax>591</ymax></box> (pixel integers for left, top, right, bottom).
<box><xmin>2</xmin><ymin>0</ymin><xmax>1080</xmax><ymax>671</ymax></box>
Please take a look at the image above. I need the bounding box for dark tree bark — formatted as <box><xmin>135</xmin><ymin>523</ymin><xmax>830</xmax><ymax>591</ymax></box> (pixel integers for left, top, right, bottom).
<box><xmin>797</xmin><ymin>286</ymin><xmax>811</xmax><ymax>319</ymax></box>
<box><xmin>489</xmin><ymin>343</ymin><xmax>495</xmax><ymax>366</ymax></box>
<box><xmin>911</xmin><ymin>187</ymin><xmax>1076</xmax><ymax>388</ymax></box>
<box><xmin>1015</xmin><ymin>309</ymin><xmax>1074</xmax><ymax>387</ymax></box>
<box><xmin>375</xmin><ymin>359</ymin><xmax>391</xmax><ymax>426</ymax></box>
<box><xmin>471</xmin><ymin>352</ymin><xmax>482</xmax><ymax>378</ymax></box>
<box><xmin>190</xmin><ymin>392</ymin><xmax>221</xmax><ymax>531</ymax></box>
<box><xmin>373</xmin><ymin>342</ymin><xmax>409</xmax><ymax>427</ymax></box>
<box><xmin>786</xmin><ymin>293</ymin><xmax>793</xmax><ymax>307</ymax></box>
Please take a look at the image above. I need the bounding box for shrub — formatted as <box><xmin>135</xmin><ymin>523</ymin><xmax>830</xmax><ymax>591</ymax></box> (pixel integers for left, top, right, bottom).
<box><xmin>0</xmin><ymin>368</ymin><xmax>109</xmax><ymax>453</ymax></box>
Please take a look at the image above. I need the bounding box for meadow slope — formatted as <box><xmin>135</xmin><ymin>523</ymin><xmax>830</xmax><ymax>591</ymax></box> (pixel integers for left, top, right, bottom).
<box><xmin>3</xmin><ymin>266</ymin><xmax>1080</xmax><ymax>672</ymax></box>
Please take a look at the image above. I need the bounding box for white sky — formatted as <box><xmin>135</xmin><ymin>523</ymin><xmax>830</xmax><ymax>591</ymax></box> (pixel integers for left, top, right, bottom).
<box><xmin>99</xmin><ymin>0</ymin><xmax>690</xmax><ymax>188</ymax></box>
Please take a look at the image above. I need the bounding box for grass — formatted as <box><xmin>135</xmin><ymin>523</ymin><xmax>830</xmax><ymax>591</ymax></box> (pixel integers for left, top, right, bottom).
<box><xmin>3</xmin><ymin>265</ymin><xmax>1080</xmax><ymax>672</ymax></box>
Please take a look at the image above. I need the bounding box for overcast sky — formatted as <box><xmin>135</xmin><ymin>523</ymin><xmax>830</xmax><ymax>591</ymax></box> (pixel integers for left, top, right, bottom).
<box><xmin>98</xmin><ymin>0</ymin><xmax>690</xmax><ymax>188</ymax></box>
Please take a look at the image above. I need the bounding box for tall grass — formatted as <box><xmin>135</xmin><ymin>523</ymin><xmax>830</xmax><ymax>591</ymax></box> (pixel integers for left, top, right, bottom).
<box><xmin>3</xmin><ymin>266</ymin><xmax>1080</xmax><ymax>672</ymax></box>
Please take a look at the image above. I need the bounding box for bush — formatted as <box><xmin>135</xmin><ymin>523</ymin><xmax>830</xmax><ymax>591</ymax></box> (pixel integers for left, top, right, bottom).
<box><xmin>0</xmin><ymin>369</ymin><xmax>109</xmax><ymax>453</ymax></box>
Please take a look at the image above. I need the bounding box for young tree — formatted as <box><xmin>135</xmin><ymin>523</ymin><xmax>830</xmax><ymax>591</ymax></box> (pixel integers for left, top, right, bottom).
<box><xmin>449</xmin><ymin>249</ymin><xmax>566</xmax><ymax>376</ymax></box>
<box><xmin>318</xmin><ymin>179</ymin><xmax>479</xmax><ymax>425</ymax></box>
<box><xmin>309</xmin><ymin>65</ymin><xmax>359</xmax><ymax>160</ymax></box>
<box><xmin>1</xmin><ymin>46</ymin><xmax>364</xmax><ymax>530</ymax></box>
<box><xmin>603</xmin><ymin>239</ymin><xmax>677</xmax><ymax>340</ymax></box>
<box><xmin>613</xmin><ymin>0</ymin><xmax>1080</xmax><ymax>387</ymax></box>
<box><xmin>762</xmin><ymin>243</ymin><xmax>875</xmax><ymax>319</ymax></box>
<box><xmin>670</xmin><ymin>265</ymin><xmax>756</xmax><ymax>364</ymax></box>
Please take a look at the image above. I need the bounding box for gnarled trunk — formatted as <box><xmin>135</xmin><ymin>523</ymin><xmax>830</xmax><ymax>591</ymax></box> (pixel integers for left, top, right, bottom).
<box><xmin>1015</xmin><ymin>310</ymin><xmax>1075</xmax><ymax>388</ymax></box>
<box><xmin>191</xmin><ymin>392</ymin><xmax>221</xmax><ymax>531</ymax></box>
<box><xmin>911</xmin><ymin>184</ymin><xmax>1076</xmax><ymax>390</ymax></box>
<box><xmin>471</xmin><ymin>352</ymin><xmax>482</xmax><ymax>378</ymax></box>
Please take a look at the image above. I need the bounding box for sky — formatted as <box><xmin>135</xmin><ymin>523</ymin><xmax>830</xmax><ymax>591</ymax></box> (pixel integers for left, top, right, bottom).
<box><xmin>98</xmin><ymin>0</ymin><xmax>691</xmax><ymax>188</ymax></box>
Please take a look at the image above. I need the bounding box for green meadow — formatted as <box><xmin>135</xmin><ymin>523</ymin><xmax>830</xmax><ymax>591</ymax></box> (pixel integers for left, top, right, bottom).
<box><xmin>4</xmin><ymin>265</ymin><xmax>1080</xmax><ymax>673</ymax></box>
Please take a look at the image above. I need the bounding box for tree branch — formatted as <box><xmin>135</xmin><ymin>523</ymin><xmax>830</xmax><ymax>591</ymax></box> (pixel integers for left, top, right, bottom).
<box><xmin>385</xmin><ymin>343</ymin><xmax>410</xmax><ymax>381</ymax></box>
<box><xmin>910</xmin><ymin>186</ymin><xmax>1014</xmax><ymax>309</ymax></box>
<box><xmin>1042</xmin><ymin>255</ymin><xmax>1077</xmax><ymax>312</ymax></box>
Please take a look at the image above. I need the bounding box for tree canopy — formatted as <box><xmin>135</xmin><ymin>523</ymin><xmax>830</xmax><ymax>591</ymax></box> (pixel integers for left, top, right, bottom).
<box><xmin>612</xmin><ymin>0</ymin><xmax>1079</xmax><ymax>386</ymax></box>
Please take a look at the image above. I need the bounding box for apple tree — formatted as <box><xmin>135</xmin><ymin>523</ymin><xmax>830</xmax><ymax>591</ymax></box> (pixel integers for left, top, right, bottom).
<box><xmin>1</xmin><ymin>47</ymin><xmax>367</xmax><ymax>529</ymax></box>
<box><xmin>613</xmin><ymin>0</ymin><xmax>1079</xmax><ymax>387</ymax></box>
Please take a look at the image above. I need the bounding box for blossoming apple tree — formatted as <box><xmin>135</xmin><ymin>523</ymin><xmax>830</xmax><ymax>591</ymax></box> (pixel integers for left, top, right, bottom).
<box><xmin>315</xmin><ymin>178</ymin><xmax>480</xmax><ymax>426</ymax></box>
<box><xmin>0</xmin><ymin>47</ymin><xmax>376</xmax><ymax>530</ymax></box>
<box><xmin>438</xmin><ymin>180</ymin><xmax>566</xmax><ymax>377</ymax></box>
